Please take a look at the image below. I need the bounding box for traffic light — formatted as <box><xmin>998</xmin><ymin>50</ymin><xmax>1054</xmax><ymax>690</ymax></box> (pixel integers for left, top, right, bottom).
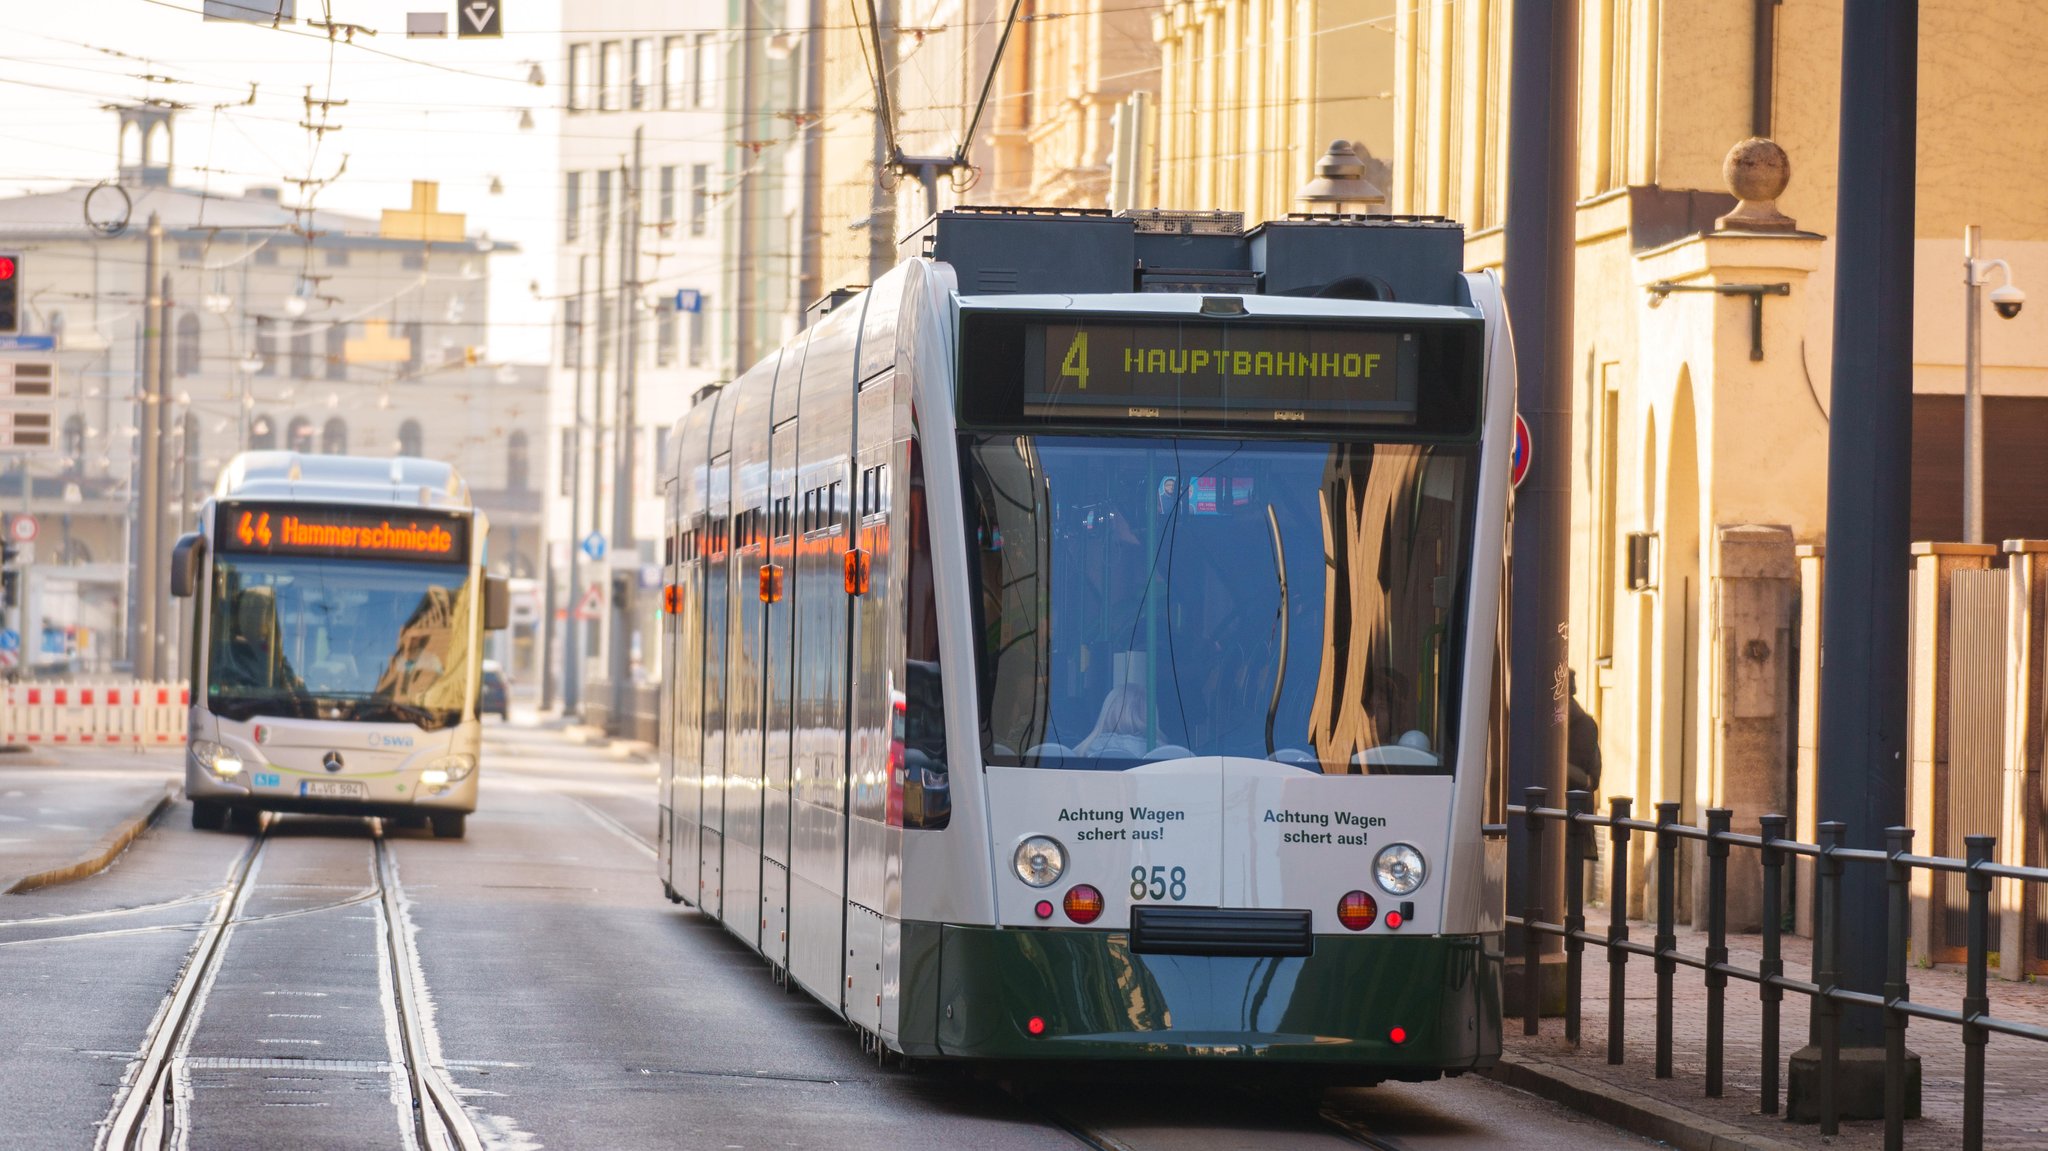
<box><xmin>0</xmin><ymin>253</ymin><xmax>18</xmax><ymax>336</ymax></box>
<box><xmin>0</xmin><ymin>544</ymin><xmax>17</xmax><ymax>610</ymax></box>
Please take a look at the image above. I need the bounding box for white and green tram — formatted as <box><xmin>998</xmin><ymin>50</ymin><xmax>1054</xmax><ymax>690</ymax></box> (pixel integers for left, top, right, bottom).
<box><xmin>171</xmin><ymin>452</ymin><xmax>509</xmax><ymax>839</ymax></box>
<box><xmin>661</xmin><ymin>208</ymin><xmax>1512</xmax><ymax>1076</ymax></box>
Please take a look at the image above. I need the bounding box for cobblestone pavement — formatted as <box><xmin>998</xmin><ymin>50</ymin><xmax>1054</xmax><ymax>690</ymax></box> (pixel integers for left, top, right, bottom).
<box><xmin>1508</xmin><ymin>903</ymin><xmax>2048</xmax><ymax>1150</ymax></box>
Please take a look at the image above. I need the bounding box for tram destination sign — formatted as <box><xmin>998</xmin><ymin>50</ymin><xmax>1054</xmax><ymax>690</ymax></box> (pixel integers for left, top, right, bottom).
<box><xmin>958</xmin><ymin>310</ymin><xmax>1482</xmax><ymax>435</ymax></box>
<box><xmin>214</xmin><ymin>502</ymin><xmax>470</xmax><ymax>564</ymax></box>
<box><xmin>1026</xmin><ymin>320</ymin><xmax>1417</xmax><ymax>425</ymax></box>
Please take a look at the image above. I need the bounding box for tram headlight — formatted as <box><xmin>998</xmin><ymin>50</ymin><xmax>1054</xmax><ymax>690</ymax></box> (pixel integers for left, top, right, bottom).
<box><xmin>191</xmin><ymin>740</ymin><xmax>244</xmax><ymax>779</ymax></box>
<box><xmin>1374</xmin><ymin>843</ymin><xmax>1427</xmax><ymax>896</ymax></box>
<box><xmin>420</xmin><ymin>753</ymin><xmax>477</xmax><ymax>786</ymax></box>
<box><xmin>1012</xmin><ymin>835</ymin><xmax>1067</xmax><ymax>888</ymax></box>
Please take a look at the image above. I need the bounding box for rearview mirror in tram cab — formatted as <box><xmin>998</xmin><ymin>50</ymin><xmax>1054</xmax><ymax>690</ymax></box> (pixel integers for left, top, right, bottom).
<box><xmin>484</xmin><ymin>576</ymin><xmax>511</xmax><ymax>631</ymax></box>
<box><xmin>169</xmin><ymin>532</ymin><xmax>205</xmax><ymax>598</ymax></box>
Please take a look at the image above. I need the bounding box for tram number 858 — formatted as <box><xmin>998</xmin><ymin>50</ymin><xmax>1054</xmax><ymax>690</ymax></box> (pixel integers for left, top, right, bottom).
<box><xmin>1130</xmin><ymin>865</ymin><xmax>1188</xmax><ymax>902</ymax></box>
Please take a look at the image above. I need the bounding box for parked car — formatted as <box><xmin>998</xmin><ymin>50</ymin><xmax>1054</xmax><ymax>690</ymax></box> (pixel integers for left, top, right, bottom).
<box><xmin>480</xmin><ymin>661</ymin><xmax>511</xmax><ymax>721</ymax></box>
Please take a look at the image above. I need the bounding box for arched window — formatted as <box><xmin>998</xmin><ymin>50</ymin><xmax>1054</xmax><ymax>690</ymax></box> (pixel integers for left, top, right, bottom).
<box><xmin>287</xmin><ymin>416</ymin><xmax>314</xmax><ymax>454</ymax></box>
<box><xmin>175</xmin><ymin>313</ymin><xmax>201</xmax><ymax>376</ymax></box>
<box><xmin>397</xmin><ymin>419</ymin><xmax>423</xmax><ymax>457</ymax></box>
<box><xmin>321</xmin><ymin>417</ymin><xmax>347</xmax><ymax>455</ymax></box>
<box><xmin>250</xmin><ymin>414</ymin><xmax>276</xmax><ymax>450</ymax></box>
<box><xmin>61</xmin><ymin>414</ymin><xmax>85</xmax><ymax>466</ymax></box>
<box><xmin>506</xmin><ymin>430</ymin><xmax>530</xmax><ymax>491</ymax></box>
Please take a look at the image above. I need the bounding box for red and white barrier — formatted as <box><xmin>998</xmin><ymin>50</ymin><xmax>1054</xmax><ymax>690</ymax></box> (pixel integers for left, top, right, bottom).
<box><xmin>0</xmin><ymin>682</ymin><xmax>190</xmax><ymax>746</ymax></box>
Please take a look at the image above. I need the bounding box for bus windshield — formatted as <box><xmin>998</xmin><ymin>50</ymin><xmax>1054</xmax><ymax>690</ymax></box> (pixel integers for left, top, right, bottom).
<box><xmin>205</xmin><ymin>554</ymin><xmax>478</xmax><ymax>730</ymax></box>
<box><xmin>964</xmin><ymin>435</ymin><xmax>1476</xmax><ymax>775</ymax></box>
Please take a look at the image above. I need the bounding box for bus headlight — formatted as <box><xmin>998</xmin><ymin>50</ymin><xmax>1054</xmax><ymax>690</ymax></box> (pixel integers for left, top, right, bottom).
<box><xmin>1374</xmin><ymin>843</ymin><xmax>1427</xmax><ymax>896</ymax></box>
<box><xmin>1013</xmin><ymin>835</ymin><xmax>1067</xmax><ymax>888</ymax></box>
<box><xmin>421</xmin><ymin>753</ymin><xmax>477</xmax><ymax>786</ymax></box>
<box><xmin>191</xmin><ymin>740</ymin><xmax>244</xmax><ymax>779</ymax></box>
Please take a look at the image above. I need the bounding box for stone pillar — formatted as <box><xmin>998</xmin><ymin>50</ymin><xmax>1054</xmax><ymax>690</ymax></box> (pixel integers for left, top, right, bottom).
<box><xmin>1694</xmin><ymin>525</ymin><xmax>1796</xmax><ymax>931</ymax></box>
<box><xmin>1793</xmin><ymin>544</ymin><xmax>1824</xmax><ymax>936</ymax></box>
<box><xmin>2000</xmin><ymin>540</ymin><xmax>2048</xmax><ymax>979</ymax></box>
<box><xmin>1906</xmin><ymin>542</ymin><xmax>1999</xmax><ymax>966</ymax></box>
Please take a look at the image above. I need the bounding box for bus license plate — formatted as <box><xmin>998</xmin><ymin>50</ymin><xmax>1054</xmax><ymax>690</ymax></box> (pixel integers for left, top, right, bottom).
<box><xmin>301</xmin><ymin>780</ymin><xmax>368</xmax><ymax>800</ymax></box>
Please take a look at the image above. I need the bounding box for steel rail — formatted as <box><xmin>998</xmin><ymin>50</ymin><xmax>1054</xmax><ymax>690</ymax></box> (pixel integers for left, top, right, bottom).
<box><xmin>100</xmin><ymin>829</ymin><xmax>268</xmax><ymax>1150</ymax></box>
<box><xmin>374</xmin><ymin>836</ymin><xmax>486</xmax><ymax>1151</ymax></box>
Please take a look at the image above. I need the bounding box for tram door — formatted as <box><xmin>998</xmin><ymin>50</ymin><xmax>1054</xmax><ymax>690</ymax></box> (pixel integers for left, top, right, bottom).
<box><xmin>761</xmin><ymin>420</ymin><xmax>798</xmax><ymax>972</ymax></box>
<box><xmin>700</xmin><ymin>453</ymin><xmax>731</xmax><ymax>919</ymax></box>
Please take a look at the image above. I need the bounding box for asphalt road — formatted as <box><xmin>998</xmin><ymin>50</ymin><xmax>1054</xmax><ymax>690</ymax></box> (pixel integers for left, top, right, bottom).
<box><xmin>0</xmin><ymin>721</ymin><xmax>1660</xmax><ymax>1150</ymax></box>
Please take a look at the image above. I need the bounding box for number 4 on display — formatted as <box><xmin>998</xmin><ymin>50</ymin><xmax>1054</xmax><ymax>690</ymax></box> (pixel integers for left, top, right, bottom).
<box><xmin>1061</xmin><ymin>330</ymin><xmax>1089</xmax><ymax>390</ymax></box>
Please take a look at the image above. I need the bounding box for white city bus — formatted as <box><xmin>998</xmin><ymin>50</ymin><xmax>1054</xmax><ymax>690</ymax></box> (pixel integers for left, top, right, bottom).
<box><xmin>170</xmin><ymin>452</ymin><xmax>509</xmax><ymax>839</ymax></box>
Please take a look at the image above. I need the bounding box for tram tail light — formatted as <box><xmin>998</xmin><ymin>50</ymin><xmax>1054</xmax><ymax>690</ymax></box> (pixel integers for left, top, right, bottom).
<box><xmin>1062</xmin><ymin>884</ymin><xmax>1104</xmax><ymax>924</ymax></box>
<box><xmin>885</xmin><ymin>695</ymin><xmax>906</xmax><ymax>827</ymax></box>
<box><xmin>1385</xmin><ymin>910</ymin><xmax>1405</xmax><ymax>930</ymax></box>
<box><xmin>1033</xmin><ymin>900</ymin><xmax>1055</xmax><ymax>919</ymax></box>
<box><xmin>1336</xmin><ymin>890</ymin><xmax>1378</xmax><ymax>931</ymax></box>
<box><xmin>1389</xmin><ymin>1026</ymin><xmax>1408</xmax><ymax>1045</ymax></box>
<box><xmin>1026</xmin><ymin>1015</ymin><xmax>1048</xmax><ymax>1036</ymax></box>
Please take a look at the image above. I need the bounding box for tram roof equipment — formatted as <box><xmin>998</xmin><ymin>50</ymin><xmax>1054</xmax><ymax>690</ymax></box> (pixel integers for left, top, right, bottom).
<box><xmin>212</xmin><ymin>451</ymin><xmax>473</xmax><ymax>511</ymax></box>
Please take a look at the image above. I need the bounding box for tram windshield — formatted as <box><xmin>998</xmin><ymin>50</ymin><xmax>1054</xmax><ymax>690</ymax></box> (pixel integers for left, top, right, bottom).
<box><xmin>965</xmin><ymin>436</ymin><xmax>1476</xmax><ymax>775</ymax></box>
<box><xmin>205</xmin><ymin>555</ymin><xmax>478</xmax><ymax>730</ymax></box>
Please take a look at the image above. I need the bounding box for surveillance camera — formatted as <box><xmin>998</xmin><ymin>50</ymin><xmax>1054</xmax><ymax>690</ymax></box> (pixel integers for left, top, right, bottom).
<box><xmin>1992</xmin><ymin>283</ymin><xmax>2026</xmax><ymax>320</ymax></box>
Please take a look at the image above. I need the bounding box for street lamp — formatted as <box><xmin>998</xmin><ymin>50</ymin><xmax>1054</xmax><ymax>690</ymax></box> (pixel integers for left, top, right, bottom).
<box><xmin>1296</xmin><ymin>140</ymin><xmax>1387</xmax><ymax>215</ymax></box>
<box><xmin>1962</xmin><ymin>225</ymin><xmax>2026</xmax><ymax>543</ymax></box>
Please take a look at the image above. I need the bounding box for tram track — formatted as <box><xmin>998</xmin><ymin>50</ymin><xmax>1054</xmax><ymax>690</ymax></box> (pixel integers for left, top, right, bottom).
<box><xmin>98</xmin><ymin>819</ymin><xmax>484</xmax><ymax>1151</ymax></box>
<box><xmin>1014</xmin><ymin>1082</ymin><xmax>1411</xmax><ymax>1151</ymax></box>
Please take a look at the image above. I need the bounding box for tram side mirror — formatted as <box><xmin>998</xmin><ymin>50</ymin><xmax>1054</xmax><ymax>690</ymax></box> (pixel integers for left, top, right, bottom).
<box><xmin>169</xmin><ymin>532</ymin><xmax>205</xmax><ymax>599</ymax></box>
<box><xmin>483</xmin><ymin>576</ymin><xmax>511</xmax><ymax>631</ymax></box>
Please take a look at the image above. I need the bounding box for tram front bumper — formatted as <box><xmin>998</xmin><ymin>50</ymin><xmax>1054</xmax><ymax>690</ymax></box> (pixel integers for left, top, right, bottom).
<box><xmin>914</xmin><ymin>924</ymin><xmax>1502</xmax><ymax>1069</ymax></box>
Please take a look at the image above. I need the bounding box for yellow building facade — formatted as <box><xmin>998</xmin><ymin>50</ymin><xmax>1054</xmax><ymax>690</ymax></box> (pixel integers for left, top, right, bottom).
<box><xmin>1396</xmin><ymin>0</ymin><xmax>2048</xmax><ymax>912</ymax></box>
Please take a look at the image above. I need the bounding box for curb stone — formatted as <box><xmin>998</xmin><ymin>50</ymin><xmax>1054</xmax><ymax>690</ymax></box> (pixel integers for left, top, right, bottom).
<box><xmin>1483</xmin><ymin>1052</ymin><xmax>1808</xmax><ymax>1151</ymax></box>
<box><xmin>2</xmin><ymin>782</ymin><xmax>179</xmax><ymax>894</ymax></box>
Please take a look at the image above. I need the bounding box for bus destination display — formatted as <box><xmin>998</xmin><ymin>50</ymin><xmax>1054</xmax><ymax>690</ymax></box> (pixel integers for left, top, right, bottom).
<box><xmin>1024</xmin><ymin>320</ymin><xmax>1419</xmax><ymax>426</ymax></box>
<box><xmin>214</xmin><ymin>503</ymin><xmax>470</xmax><ymax>564</ymax></box>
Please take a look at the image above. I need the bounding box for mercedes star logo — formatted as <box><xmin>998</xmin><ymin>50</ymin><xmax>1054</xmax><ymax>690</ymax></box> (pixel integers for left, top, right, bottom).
<box><xmin>322</xmin><ymin>751</ymin><xmax>345</xmax><ymax>773</ymax></box>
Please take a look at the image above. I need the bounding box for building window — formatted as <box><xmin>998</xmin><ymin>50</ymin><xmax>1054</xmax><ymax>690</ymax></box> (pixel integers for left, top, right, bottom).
<box><xmin>599</xmin><ymin>42</ymin><xmax>622</xmax><ymax>111</ymax></box>
<box><xmin>595</xmin><ymin>169</ymin><xmax>612</xmax><ymax>243</ymax></box>
<box><xmin>321</xmin><ymin>416</ymin><xmax>347</xmax><ymax>455</ymax></box>
<box><xmin>559</xmin><ymin>427</ymin><xmax>575</xmax><ymax>496</ymax></box>
<box><xmin>250</xmin><ymin>415</ymin><xmax>276</xmax><ymax>450</ymax></box>
<box><xmin>287</xmin><ymin>416</ymin><xmax>315</xmax><ymax>454</ymax></box>
<box><xmin>326</xmin><ymin>323</ymin><xmax>347</xmax><ymax>381</ymax></box>
<box><xmin>692</xmin><ymin>33</ymin><xmax>712</xmax><ymax>108</ymax></box>
<box><xmin>631</xmin><ymin>39</ymin><xmax>654</xmax><ymax>109</ymax></box>
<box><xmin>61</xmin><ymin>414</ymin><xmax>84</xmax><ymax>466</ymax></box>
<box><xmin>403</xmin><ymin>320</ymin><xmax>424</xmax><ymax>375</ymax></box>
<box><xmin>562</xmin><ymin>297</ymin><xmax>582</xmax><ymax>369</ymax></box>
<box><xmin>175</xmin><ymin>312</ymin><xmax>200</xmax><ymax>376</ymax></box>
<box><xmin>507</xmin><ymin>430</ymin><xmax>531</xmax><ymax>491</ymax></box>
<box><xmin>397</xmin><ymin>419</ymin><xmax>423</xmax><ymax>457</ymax></box>
<box><xmin>663</xmin><ymin>36</ymin><xmax>686</xmax><ymax>109</ymax></box>
<box><xmin>290</xmin><ymin>322</ymin><xmax>314</xmax><ymax>378</ymax></box>
<box><xmin>659</xmin><ymin>166</ymin><xmax>676</xmax><ymax>227</ymax></box>
<box><xmin>325</xmin><ymin>247</ymin><xmax>349</xmax><ymax>267</ymax></box>
<box><xmin>656</xmin><ymin>309</ymin><xmax>676</xmax><ymax>366</ymax></box>
<box><xmin>687</xmin><ymin>297</ymin><xmax>707</xmax><ymax>368</ymax></box>
<box><xmin>177</xmin><ymin>242</ymin><xmax>202</xmax><ymax>262</ymax></box>
<box><xmin>690</xmin><ymin>164</ymin><xmax>709</xmax><ymax>236</ymax></box>
<box><xmin>402</xmin><ymin>252</ymin><xmax>426</xmax><ymax>271</ymax></box>
<box><xmin>255</xmin><ymin>316</ymin><xmax>277</xmax><ymax>376</ymax></box>
<box><xmin>254</xmin><ymin>245</ymin><xmax>278</xmax><ymax>266</ymax></box>
<box><xmin>567</xmin><ymin>43</ymin><xmax>591</xmax><ymax>112</ymax></box>
<box><xmin>564</xmin><ymin>171</ymin><xmax>582</xmax><ymax>242</ymax></box>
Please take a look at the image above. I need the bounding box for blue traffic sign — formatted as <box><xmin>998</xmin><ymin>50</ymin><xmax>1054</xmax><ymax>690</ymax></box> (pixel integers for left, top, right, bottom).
<box><xmin>0</xmin><ymin>628</ymin><xmax>19</xmax><ymax>653</ymax></box>
<box><xmin>0</xmin><ymin>335</ymin><xmax>55</xmax><ymax>352</ymax></box>
<box><xmin>674</xmin><ymin>289</ymin><xmax>702</xmax><ymax>314</ymax></box>
<box><xmin>581</xmin><ymin>532</ymin><xmax>607</xmax><ymax>561</ymax></box>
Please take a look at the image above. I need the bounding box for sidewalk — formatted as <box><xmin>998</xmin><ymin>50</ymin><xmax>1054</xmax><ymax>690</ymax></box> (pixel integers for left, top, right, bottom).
<box><xmin>1495</xmin><ymin>903</ymin><xmax>2048</xmax><ymax>1151</ymax></box>
<box><xmin>0</xmin><ymin>747</ymin><xmax>182</xmax><ymax>893</ymax></box>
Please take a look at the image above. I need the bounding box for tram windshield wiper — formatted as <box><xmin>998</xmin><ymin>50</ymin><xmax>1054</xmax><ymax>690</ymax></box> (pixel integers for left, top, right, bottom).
<box><xmin>1263</xmin><ymin>504</ymin><xmax>1287</xmax><ymax>760</ymax></box>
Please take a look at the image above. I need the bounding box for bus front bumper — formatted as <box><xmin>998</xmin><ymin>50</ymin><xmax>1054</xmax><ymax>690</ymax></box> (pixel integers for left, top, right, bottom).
<box><xmin>186</xmin><ymin>757</ymin><xmax>478</xmax><ymax>815</ymax></box>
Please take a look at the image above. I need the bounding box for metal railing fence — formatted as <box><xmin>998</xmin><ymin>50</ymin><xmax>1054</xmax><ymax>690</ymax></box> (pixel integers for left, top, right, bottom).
<box><xmin>1500</xmin><ymin>787</ymin><xmax>2048</xmax><ymax>1151</ymax></box>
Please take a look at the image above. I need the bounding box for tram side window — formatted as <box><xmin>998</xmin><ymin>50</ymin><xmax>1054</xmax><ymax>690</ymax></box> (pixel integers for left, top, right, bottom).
<box><xmin>900</xmin><ymin>440</ymin><xmax>949</xmax><ymax>829</ymax></box>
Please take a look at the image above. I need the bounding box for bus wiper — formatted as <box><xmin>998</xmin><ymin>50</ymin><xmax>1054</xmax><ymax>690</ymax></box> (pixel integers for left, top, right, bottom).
<box><xmin>1264</xmin><ymin>504</ymin><xmax>1288</xmax><ymax>759</ymax></box>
